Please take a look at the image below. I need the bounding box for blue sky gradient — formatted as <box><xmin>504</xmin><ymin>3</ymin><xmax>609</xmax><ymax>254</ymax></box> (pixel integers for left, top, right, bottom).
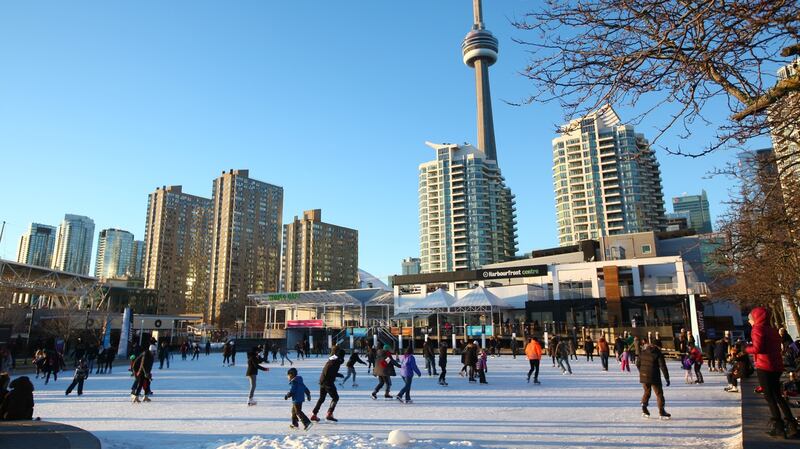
<box><xmin>0</xmin><ymin>1</ymin><xmax>770</xmax><ymax>281</ymax></box>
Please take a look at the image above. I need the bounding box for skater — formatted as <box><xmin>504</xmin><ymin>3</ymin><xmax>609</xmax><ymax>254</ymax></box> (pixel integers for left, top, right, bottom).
<box><xmin>0</xmin><ymin>376</ymin><xmax>34</xmax><ymax>420</ymax></box>
<box><xmin>397</xmin><ymin>346</ymin><xmax>422</xmax><ymax>403</ymax></box>
<box><xmin>284</xmin><ymin>367</ymin><xmax>313</xmax><ymax>430</ymax></box>
<box><xmin>205</xmin><ymin>340</ymin><xmax>211</xmax><ymax>356</ymax></box>
<box><xmin>295</xmin><ymin>341</ymin><xmax>305</xmax><ymax>360</ymax></box>
<box><xmin>229</xmin><ymin>341</ymin><xmax>237</xmax><ymax>366</ymax></box>
<box><xmin>525</xmin><ymin>337</ymin><xmax>542</xmax><ymax>384</ymax></box>
<box><xmin>371</xmin><ymin>344</ymin><xmax>400</xmax><ymax>399</ymax></box>
<box><xmin>714</xmin><ymin>337</ymin><xmax>730</xmax><ymax>373</ymax></box>
<box><xmin>636</xmin><ymin>337</ymin><xmax>670</xmax><ymax>420</ymax></box>
<box><xmin>86</xmin><ymin>344</ymin><xmax>98</xmax><ymax>375</ymax></box>
<box><xmin>464</xmin><ymin>341</ymin><xmax>478</xmax><ymax>382</ymax></box>
<box><xmin>279</xmin><ymin>346</ymin><xmax>293</xmax><ymax>366</ymax></box>
<box><xmin>102</xmin><ymin>346</ymin><xmax>114</xmax><ymax>373</ymax></box>
<box><xmin>555</xmin><ymin>338</ymin><xmax>573</xmax><ymax>374</ymax></box>
<box><xmin>158</xmin><ymin>342</ymin><xmax>170</xmax><ymax>369</ymax></box>
<box><xmin>621</xmin><ymin>347</ymin><xmax>631</xmax><ymax>372</ymax></box>
<box><xmin>366</xmin><ymin>345</ymin><xmax>375</xmax><ymax>373</ymax></box>
<box><xmin>597</xmin><ymin>335</ymin><xmax>610</xmax><ymax>371</ymax></box>
<box><xmin>246</xmin><ymin>345</ymin><xmax>270</xmax><ymax>405</ymax></box>
<box><xmin>130</xmin><ymin>346</ymin><xmax>154</xmax><ymax>403</ymax></box>
<box><xmin>438</xmin><ymin>343</ymin><xmax>448</xmax><ymax>386</ymax></box>
<box><xmin>584</xmin><ymin>336</ymin><xmax>595</xmax><ymax>362</ymax></box>
<box><xmin>477</xmin><ymin>348</ymin><xmax>488</xmax><ymax>384</ymax></box>
<box><xmin>614</xmin><ymin>335</ymin><xmax>625</xmax><ymax>362</ymax></box>
<box><xmin>569</xmin><ymin>334</ymin><xmax>578</xmax><ymax>361</ymax></box>
<box><xmin>340</xmin><ymin>349</ymin><xmax>366</xmax><ymax>387</ymax></box>
<box><xmin>511</xmin><ymin>336</ymin><xmax>519</xmax><ymax>359</ymax></box>
<box><xmin>43</xmin><ymin>349</ymin><xmax>63</xmax><ymax>385</ymax></box>
<box><xmin>222</xmin><ymin>341</ymin><xmax>231</xmax><ymax>365</ymax></box>
<box><xmin>271</xmin><ymin>343</ymin><xmax>279</xmax><ymax>362</ymax></box>
<box><xmin>180</xmin><ymin>341</ymin><xmax>189</xmax><ymax>360</ymax></box>
<box><xmin>746</xmin><ymin>307</ymin><xmax>799</xmax><ymax>438</ymax></box>
<box><xmin>192</xmin><ymin>342</ymin><xmax>201</xmax><ymax>360</ymax></box>
<box><xmin>32</xmin><ymin>349</ymin><xmax>45</xmax><ymax>378</ymax></box>
<box><xmin>65</xmin><ymin>359</ymin><xmax>89</xmax><ymax>396</ymax></box>
<box><xmin>422</xmin><ymin>340</ymin><xmax>437</xmax><ymax>376</ymax></box>
<box><xmin>549</xmin><ymin>336</ymin><xmax>558</xmax><ymax>367</ymax></box>
<box><xmin>311</xmin><ymin>349</ymin><xmax>344</xmax><ymax>422</ymax></box>
<box><xmin>689</xmin><ymin>343</ymin><xmax>704</xmax><ymax>383</ymax></box>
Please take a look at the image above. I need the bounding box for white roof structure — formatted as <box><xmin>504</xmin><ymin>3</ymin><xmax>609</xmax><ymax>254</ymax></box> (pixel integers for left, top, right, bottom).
<box><xmin>408</xmin><ymin>288</ymin><xmax>456</xmax><ymax>312</ymax></box>
<box><xmin>450</xmin><ymin>286</ymin><xmax>512</xmax><ymax>310</ymax></box>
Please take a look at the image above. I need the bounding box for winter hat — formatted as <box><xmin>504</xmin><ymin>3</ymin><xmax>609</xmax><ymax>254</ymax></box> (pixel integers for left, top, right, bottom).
<box><xmin>383</xmin><ymin>344</ymin><xmax>391</xmax><ymax>350</ymax></box>
<box><xmin>287</xmin><ymin>367</ymin><xmax>298</xmax><ymax>377</ymax></box>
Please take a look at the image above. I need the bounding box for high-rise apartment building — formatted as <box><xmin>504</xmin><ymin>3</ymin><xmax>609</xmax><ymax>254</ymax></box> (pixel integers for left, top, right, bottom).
<box><xmin>143</xmin><ymin>186</ymin><xmax>213</xmax><ymax>316</ymax></box>
<box><xmin>95</xmin><ymin>228</ymin><xmax>135</xmax><ymax>279</ymax></box>
<box><xmin>52</xmin><ymin>214</ymin><xmax>95</xmax><ymax>275</ymax></box>
<box><xmin>401</xmin><ymin>257</ymin><xmax>421</xmax><ymax>276</ymax></box>
<box><xmin>771</xmin><ymin>58</ymin><xmax>799</xmax><ymax>189</ymax></box>
<box><xmin>552</xmin><ymin>105</ymin><xmax>666</xmax><ymax>246</ymax></box>
<box><xmin>418</xmin><ymin>0</ymin><xmax>518</xmax><ymax>273</ymax></box>
<box><xmin>281</xmin><ymin>209</ymin><xmax>358</xmax><ymax>292</ymax></box>
<box><xmin>419</xmin><ymin>142</ymin><xmax>517</xmax><ymax>273</ymax></box>
<box><xmin>16</xmin><ymin>223</ymin><xmax>57</xmax><ymax>268</ymax></box>
<box><xmin>129</xmin><ymin>240</ymin><xmax>144</xmax><ymax>279</ymax></box>
<box><xmin>672</xmin><ymin>191</ymin><xmax>712</xmax><ymax>234</ymax></box>
<box><xmin>209</xmin><ymin>170</ymin><xmax>283</xmax><ymax>326</ymax></box>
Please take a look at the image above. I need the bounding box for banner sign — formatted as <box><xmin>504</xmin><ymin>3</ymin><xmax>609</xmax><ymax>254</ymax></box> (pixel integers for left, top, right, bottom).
<box><xmin>478</xmin><ymin>265</ymin><xmax>547</xmax><ymax>280</ymax></box>
<box><xmin>466</xmin><ymin>325</ymin><xmax>494</xmax><ymax>336</ymax></box>
<box><xmin>347</xmin><ymin>327</ymin><xmax>368</xmax><ymax>337</ymax></box>
<box><xmin>286</xmin><ymin>319</ymin><xmax>323</xmax><ymax>328</ymax></box>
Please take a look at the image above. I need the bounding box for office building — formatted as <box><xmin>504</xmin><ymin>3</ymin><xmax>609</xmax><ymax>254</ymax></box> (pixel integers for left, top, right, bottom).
<box><xmin>672</xmin><ymin>191</ymin><xmax>712</xmax><ymax>234</ymax></box>
<box><xmin>401</xmin><ymin>257</ymin><xmax>421</xmax><ymax>276</ymax></box>
<box><xmin>95</xmin><ymin>228</ymin><xmax>135</xmax><ymax>279</ymax></box>
<box><xmin>129</xmin><ymin>240</ymin><xmax>144</xmax><ymax>279</ymax></box>
<box><xmin>208</xmin><ymin>170</ymin><xmax>283</xmax><ymax>326</ymax></box>
<box><xmin>143</xmin><ymin>185</ymin><xmax>213</xmax><ymax>316</ymax></box>
<box><xmin>52</xmin><ymin>214</ymin><xmax>95</xmax><ymax>275</ymax></box>
<box><xmin>281</xmin><ymin>209</ymin><xmax>358</xmax><ymax>292</ymax></box>
<box><xmin>552</xmin><ymin>105</ymin><xmax>666</xmax><ymax>246</ymax></box>
<box><xmin>16</xmin><ymin>223</ymin><xmax>57</xmax><ymax>268</ymax></box>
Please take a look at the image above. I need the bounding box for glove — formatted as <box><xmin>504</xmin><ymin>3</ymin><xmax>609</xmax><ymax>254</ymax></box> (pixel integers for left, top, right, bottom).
<box><xmin>284</xmin><ymin>394</ymin><xmax>290</xmax><ymax>400</ymax></box>
<box><xmin>665</xmin><ymin>379</ymin><xmax>670</xmax><ymax>387</ymax></box>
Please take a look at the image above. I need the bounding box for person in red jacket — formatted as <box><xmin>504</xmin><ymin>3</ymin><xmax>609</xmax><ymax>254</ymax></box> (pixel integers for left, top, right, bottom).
<box><xmin>746</xmin><ymin>307</ymin><xmax>799</xmax><ymax>439</ymax></box>
<box><xmin>688</xmin><ymin>344</ymin><xmax>704</xmax><ymax>384</ymax></box>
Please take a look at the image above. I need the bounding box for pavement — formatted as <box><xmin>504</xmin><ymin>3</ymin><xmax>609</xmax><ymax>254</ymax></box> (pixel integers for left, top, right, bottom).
<box><xmin>0</xmin><ymin>420</ymin><xmax>101</xmax><ymax>449</ymax></box>
<box><xmin>741</xmin><ymin>375</ymin><xmax>800</xmax><ymax>448</ymax></box>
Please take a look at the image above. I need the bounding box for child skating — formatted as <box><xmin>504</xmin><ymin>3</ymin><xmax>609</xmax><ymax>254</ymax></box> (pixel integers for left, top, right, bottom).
<box><xmin>284</xmin><ymin>367</ymin><xmax>313</xmax><ymax>430</ymax></box>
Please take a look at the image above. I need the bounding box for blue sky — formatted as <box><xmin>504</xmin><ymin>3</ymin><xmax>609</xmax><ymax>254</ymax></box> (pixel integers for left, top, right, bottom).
<box><xmin>0</xmin><ymin>1</ymin><xmax>771</xmax><ymax>282</ymax></box>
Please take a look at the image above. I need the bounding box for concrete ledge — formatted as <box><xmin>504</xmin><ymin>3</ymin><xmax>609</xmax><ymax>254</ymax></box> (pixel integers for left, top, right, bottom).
<box><xmin>741</xmin><ymin>376</ymin><xmax>799</xmax><ymax>448</ymax></box>
<box><xmin>0</xmin><ymin>420</ymin><xmax>101</xmax><ymax>449</ymax></box>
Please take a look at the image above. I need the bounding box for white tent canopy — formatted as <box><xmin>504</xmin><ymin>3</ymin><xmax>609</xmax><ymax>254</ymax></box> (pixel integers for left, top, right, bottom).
<box><xmin>408</xmin><ymin>288</ymin><xmax>456</xmax><ymax>312</ymax></box>
<box><xmin>450</xmin><ymin>286</ymin><xmax>512</xmax><ymax>310</ymax></box>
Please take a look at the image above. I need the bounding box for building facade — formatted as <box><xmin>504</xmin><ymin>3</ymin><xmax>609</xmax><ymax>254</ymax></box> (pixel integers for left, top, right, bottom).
<box><xmin>419</xmin><ymin>142</ymin><xmax>517</xmax><ymax>273</ymax></box>
<box><xmin>281</xmin><ymin>209</ymin><xmax>358</xmax><ymax>292</ymax></box>
<box><xmin>52</xmin><ymin>214</ymin><xmax>95</xmax><ymax>275</ymax></box>
<box><xmin>129</xmin><ymin>240</ymin><xmax>144</xmax><ymax>279</ymax></box>
<box><xmin>672</xmin><ymin>191</ymin><xmax>712</xmax><ymax>234</ymax></box>
<box><xmin>401</xmin><ymin>257</ymin><xmax>421</xmax><ymax>276</ymax></box>
<box><xmin>95</xmin><ymin>228</ymin><xmax>135</xmax><ymax>279</ymax></box>
<box><xmin>208</xmin><ymin>170</ymin><xmax>283</xmax><ymax>326</ymax></box>
<box><xmin>16</xmin><ymin>223</ymin><xmax>57</xmax><ymax>268</ymax></box>
<box><xmin>552</xmin><ymin>105</ymin><xmax>667</xmax><ymax>246</ymax></box>
<box><xmin>143</xmin><ymin>185</ymin><xmax>213</xmax><ymax>316</ymax></box>
<box><xmin>771</xmin><ymin>58</ymin><xmax>800</xmax><ymax>191</ymax></box>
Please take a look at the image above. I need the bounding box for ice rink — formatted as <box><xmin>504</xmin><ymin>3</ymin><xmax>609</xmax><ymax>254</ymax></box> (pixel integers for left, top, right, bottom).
<box><xmin>32</xmin><ymin>351</ymin><xmax>742</xmax><ymax>448</ymax></box>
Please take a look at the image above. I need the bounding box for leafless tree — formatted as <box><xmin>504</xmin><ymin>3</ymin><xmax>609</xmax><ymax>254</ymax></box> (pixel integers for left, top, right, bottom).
<box><xmin>514</xmin><ymin>0</ymin><xmax>799</xmax><ymax>162</ymax></box>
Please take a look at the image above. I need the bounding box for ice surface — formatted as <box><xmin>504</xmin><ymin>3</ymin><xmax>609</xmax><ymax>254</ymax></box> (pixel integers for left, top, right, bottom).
<box><xmin>31</xmin><ymin>353</ymin><xmax>741</xmax><ymax>448</ymax></box>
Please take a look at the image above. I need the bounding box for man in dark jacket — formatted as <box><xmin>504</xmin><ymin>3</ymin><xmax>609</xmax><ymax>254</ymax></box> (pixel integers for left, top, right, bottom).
<box><xmin>131</xmin><ymin>348</ymin><xmax>154</xmax><ymax>403</ymax></box>
<box><xmin>340</xmin><ymin>350</ymin><xmax>366</xmax><ymax>387</ymax></box>
<box><xmin>246</xmin><ymin>346</ymin><xmax>269</xmax><ymax>406</ymax></box>
<box><xmin>311</xmin><ymin>349</ymin><xmax>344</xmax><ymax>422</ymax></box>
<box><xmin>423</xmin><ymin>341</ymin><xmax>437</xmax><ymax>376</ymax></box>
<box><xmin>464</xmin><ymin>341</ymin><xmax>478</xmax><ymax>382</ymax></box>
<box><xmin>0</xmin><ymin>376</ymin><xmax>34</xmax><ymax>420</ymax></box>
<box><xmin>438</xmin><ymin>343</ymin><xmax>448</xmax><ymax>386</ymax></box>
<box><xmin>636</xmin><ymin>337</ymin><xmax>670</xmax><ymax>419</ymax></box>
<box><xmin>614</xmin><ymin>336</ymin><xmax>625</xmax><ymax>362</ymax></box>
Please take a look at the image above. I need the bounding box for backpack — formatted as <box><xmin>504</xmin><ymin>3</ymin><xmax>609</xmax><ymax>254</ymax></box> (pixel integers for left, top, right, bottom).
<box><xmin>681</xmin><ymin>357</ymin><xmax>693</xmax><ymax>370</ymax></box>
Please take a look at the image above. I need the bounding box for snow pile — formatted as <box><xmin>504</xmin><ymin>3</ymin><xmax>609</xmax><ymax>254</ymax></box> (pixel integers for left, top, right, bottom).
<box><xmin>387</xmin><ymin>430</ymin><xmax>412</xmax><ymax>445</ymax></box>
<box><xmin>213</xmin><ymin>435</ymin><xmax>477</xmax><ymax>449</ymax></box>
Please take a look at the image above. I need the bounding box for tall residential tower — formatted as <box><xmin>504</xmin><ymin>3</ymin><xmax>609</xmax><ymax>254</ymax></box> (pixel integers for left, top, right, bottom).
<box><xmin>143</xmin><ymin>186</ymin><xmax>213</xmax><ymax>316</ymax></box>
<box><xmin>418</xmin><ymin>0</ymin><xmax>518</xmax><ymax>273</ymax></box>
<box><xmin>95</xmin><ymin>228</ymin><xmax>135</xmax><ymax>279</ymax></box>
<box><xmin>552</xmin><ymin>105</ymin><xmax>666</xmax><ymax>246</ymax></box>
<box><xmin>208</xmin><ymin>170</ymin><xmax>283</xmax><ymax>326</ymax></box>
<box><xmin>52</xmin><ymin>214</ymin><xmax>95</xmax><ymax>275</ymax></box>
<box><xmin>17</xmin><ymin>223</ymin><xmax>57</xmax><ymax>268</ymax></box>
<box><xmin>281</xmin><ymin>209</ymin><xmax>358</xmax><ymax>292</ymax></box>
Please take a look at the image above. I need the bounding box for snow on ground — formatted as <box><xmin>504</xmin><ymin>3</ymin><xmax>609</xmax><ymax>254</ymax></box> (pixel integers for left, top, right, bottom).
<box><xmin>31</xmin><ymin>352</ymin><xmax>742</xmax><ymax>449</ymax></box>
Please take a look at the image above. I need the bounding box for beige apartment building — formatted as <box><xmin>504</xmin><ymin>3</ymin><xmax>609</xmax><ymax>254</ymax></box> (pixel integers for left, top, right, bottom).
<box><xmin>208</xmin><ymin>170</ymin><xmax>283</xmax><ymax>326</ymax></box>
<box><xmin>143</xmin><ymin>185</ymin><xmax>213</xmax><ymax>316</ymax></box>
<box><xmin>281</xmin><ymin>209</ymin><xmax>358</xmax><ymax>292</ymax></box>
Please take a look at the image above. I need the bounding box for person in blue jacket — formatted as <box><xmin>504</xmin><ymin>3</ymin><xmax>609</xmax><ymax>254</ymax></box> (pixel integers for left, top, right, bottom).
<box><xmin>396</xmin><ymin>346</ymin><xmax>422</xmax><ymax>403</ymax></box>
<box><xmin>284</xmin><ymin>367</ymin><xmax>313</xmax><ymax>430</ymax></box>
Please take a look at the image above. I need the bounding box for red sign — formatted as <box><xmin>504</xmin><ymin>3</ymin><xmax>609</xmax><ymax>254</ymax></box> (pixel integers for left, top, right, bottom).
<box><xmin>286</xmin><ymin>319</ymin><xmax>324</xmax><ymax>328</ymax></box>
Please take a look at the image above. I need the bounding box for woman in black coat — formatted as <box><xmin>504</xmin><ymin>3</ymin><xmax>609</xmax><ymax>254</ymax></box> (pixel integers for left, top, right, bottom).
<box><xmin>0</xmin><ymin>376</ymin><xmax>34</xmax><ymax>420</ymax></box>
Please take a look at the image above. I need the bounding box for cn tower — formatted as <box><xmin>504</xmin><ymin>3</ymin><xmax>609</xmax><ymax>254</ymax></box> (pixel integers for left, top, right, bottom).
<box><xmin>461</xmin><ymin>0</ymin><xmax>499</xmax><ymax>162</ymax></box>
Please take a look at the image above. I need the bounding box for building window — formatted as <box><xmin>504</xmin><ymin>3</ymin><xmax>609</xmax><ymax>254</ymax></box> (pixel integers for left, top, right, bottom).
<box><xmin>641</xmin><ymin>244</ymin><xmax>652</xmax><ymax>254</ymax></box>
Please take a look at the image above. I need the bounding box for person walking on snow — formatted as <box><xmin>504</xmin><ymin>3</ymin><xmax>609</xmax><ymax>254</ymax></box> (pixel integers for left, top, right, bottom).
<box><xmin>311</xmin><ymin>349</ymin><xmax>344</xmax><ymax>422</ymax></box>
<box><xmin>340</xmin><ymin>349</ymin><xmax>366</xmax><ymax>387</ymax></box>
<box><xmin>397</xmin><ymin>346</ymin><xmax>422</xmax><ymax>403</ymax></box>
<box><xmin>525</xmin><ymin>337</ymin><xmax>542</xmax><ymax>384</ymax></box>
<box><xmin>246</xmin><ymin>345</ymin><xmax>269</xmax><ymax>406</ymax></box>
<box><xmin>284</xmin><ymin>367</ymin><xmax>313</xmax><ymax>430</ymax></box>
<box><xmin>636</xmin><ymin>337</ymin><xmax>671</xmax><ymax>419</ymax></box>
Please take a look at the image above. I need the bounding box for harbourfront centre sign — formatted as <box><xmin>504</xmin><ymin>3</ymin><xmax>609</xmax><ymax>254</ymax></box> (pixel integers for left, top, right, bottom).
<box><xmin>392</xmin><ymin>264</ymin><xmax>549</xmax><ymax>285</ymax></box>
<box><xmin>478</xmin><ymin>265</ymin><xmax>548</xmax><ymax>280</ymax></box>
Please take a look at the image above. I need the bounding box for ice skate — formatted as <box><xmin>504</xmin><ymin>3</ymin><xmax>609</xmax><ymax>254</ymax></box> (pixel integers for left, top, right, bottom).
<box><xmin>641</xmin><ymin>405</ymin><xmax>650</xmax><ymax>418</ymax></box>
<box><xmin>726</xmin><ymin>386</ymin><xmax>739</xmax><ymax>393</ymax></box>
<box><xmin>131</xmin><ymin>394</ymin><xmax>141</xmax><ymax>403</ymax></box>
<box><xmin>303</xmin><ymin>422</ymin><xmax>313</xmax><ymax>431</ymax></box>
<box><xmin>396</xmin><ymin>395</ymin><xmax>403</xmax><ymax>402</ymax></box>
<box><xmin>533</xmin><ymin>379</ymin><xmax>541</xmax><ymax>385</ymax></box>
<box><xmin>659</xmin><ymin>411</ymin><xmax>671</xmax><ymax>420</ymax></box>
<box><xmin>310</xmin><ymin>414</ymin><xmax>320</xmax><ymax>422</ymax></box>
<box><xmin>352</xmin><ymin>383</ymin><xmax>358</xmax><ymax>388</ymax></box>
<box><xmin>325</xmin><ymin>413</ymin><xmax>338</xmax><ymax>422</ymax></box>
<box><xmin>142</xmin><ymin>395</ymin><xmax>152</xmax><ymax>402</ymax></box>
<box><xmin>370</xmin><ymin>392</ymin><xmax>377</xmax><ymax>400</ymax></box>
<box><xmin>404</xmin><ymin>399</ymin><xmax>413</xmax><ymax>404</ymax></box>
<box><xmin>247</xmin><ymin>399</ymin><xmax>257</xmax><ymax>406</ymax></box>
<box><xmin>288</xmin><ymin>424</ymin><xmax>298</xmax><ymax>429</ymax></box>
<box><xmin>384</xmin><ymin>394</ymin><xmax>394</xmax><ymax>400</ymax></box>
